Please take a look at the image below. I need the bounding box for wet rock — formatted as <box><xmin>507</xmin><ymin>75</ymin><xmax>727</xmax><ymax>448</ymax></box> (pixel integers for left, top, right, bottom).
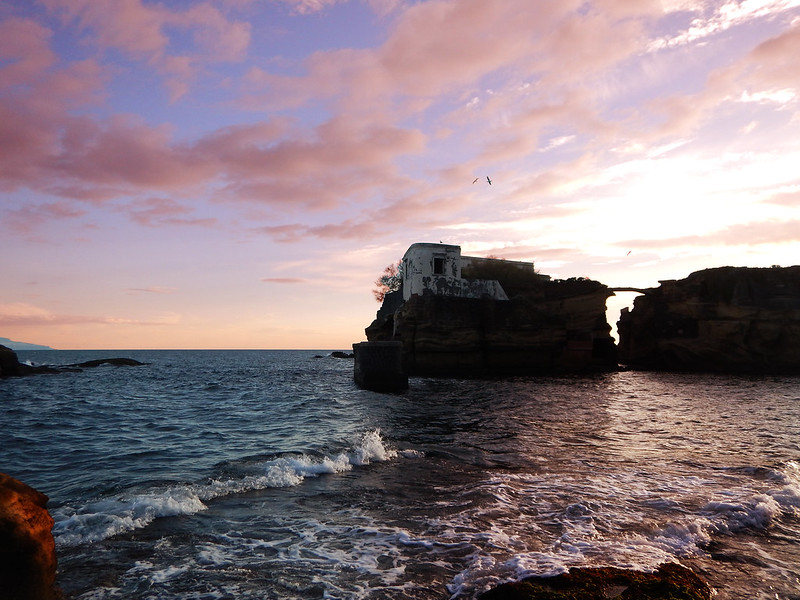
<box><xmin>0</xmin><ymin>345</ymin><xmax>23</xmax><ymax>377</ymax></box>
<box><xmin>0</xmin><ymin>345</ymin><xmax>146</xmax><ymax>378</ymax></box>
<box><xmin>617</xmin><ymin>266</ymin><xmax>800</xmax><ymax>373</ymax></box>
<box><xmin>0</xmin><ymin>473</ymin><xmax>61</xmax><ymax>600</ymax></box>
<box><xmin>0</xmin><ymin>346</ymin><xmax>60</xmax><ymax>377</ymax></box>
<box><xmin>479</xmin><ymin>563</ymin><xmax>712</xmax><ymax>600</ymax></box>
<box><xmin>68</xmin><ymin>358</ymin><xmax>146</xmax><ymax>368</ymax></box>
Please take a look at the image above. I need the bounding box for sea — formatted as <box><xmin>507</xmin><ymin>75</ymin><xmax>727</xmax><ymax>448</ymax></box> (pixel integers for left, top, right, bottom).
<box><xmin>1</xmin><ymin>349</ymin><xmax>799</xmax><ymax>600</ymax></box>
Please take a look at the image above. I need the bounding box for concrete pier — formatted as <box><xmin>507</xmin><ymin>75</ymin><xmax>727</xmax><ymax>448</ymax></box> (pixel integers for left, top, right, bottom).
<box><xmin>352</xmin><ymin>341</ymin><xmax>408</xmax><ymax>392</ymax></box>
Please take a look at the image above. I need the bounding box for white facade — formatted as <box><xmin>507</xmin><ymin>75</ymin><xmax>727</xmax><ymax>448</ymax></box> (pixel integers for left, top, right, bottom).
<box><xmin>401</xmin><ymin>243</ymin><xmax>511</xmax><ymax>301</ymax></box>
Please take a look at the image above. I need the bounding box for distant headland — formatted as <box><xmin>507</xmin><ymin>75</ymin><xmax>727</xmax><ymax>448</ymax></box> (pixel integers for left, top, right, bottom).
<box><xmin>0</xmin><ymin>337</ymin><xmax>54</xmax><ymax>351</ymax></box>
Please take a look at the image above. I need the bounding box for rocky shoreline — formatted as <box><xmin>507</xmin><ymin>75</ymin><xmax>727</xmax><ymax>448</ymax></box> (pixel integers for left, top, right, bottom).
<box><xmin>1</xmin><ymin>472</ymin><xmax>713</xmax><ymax>600</ymax></box>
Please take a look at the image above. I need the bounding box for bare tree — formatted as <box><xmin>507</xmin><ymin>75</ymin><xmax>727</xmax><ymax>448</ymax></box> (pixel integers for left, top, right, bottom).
<box><xmin>373</xmin><ymin>261</ymin><xmax>402</xmax><ymax>303</ymax></box>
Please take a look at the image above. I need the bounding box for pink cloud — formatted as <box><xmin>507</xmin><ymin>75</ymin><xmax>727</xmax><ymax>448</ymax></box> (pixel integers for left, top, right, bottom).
<box><xmin>40</xmin><ymin>0</ymin><xmax>251</xmax><ymax>100</ymax></box>
<box><xmin>764</xmin><ymin>188</ymin><xmax>800</xmax><ymax>206</ymax></box>
<box><xmin>252</xmin><ymin>188</ymin><xmax>474</xmax><ymax>243</ymax></box>
<box><xmin>3</xmin><ymin>201</ymin><xmax>87</xmax><ymax>235</ymax></box>
<box><xmin>0</xmin><ymin>302</ymin><xmax>177</xmax><ymax>327</ymax></box>
<box><xmin>643</xmin><ymin>22</ymin><xmax>800</xmax><ymax>142</ymax></box>
<box><xmin>261</xmin><ymin>277</ymin><xmax>306</xmax><ymax>283</ymax></box>
<box><xmin>55</xmin><ymin>116</ymin><xmax>205</xmax><ymax>188</ymax></box>
<box><xmin>256</xmin><ymin>220</ymin><xmax>379</xmax><ymax>243</ymax></box>
<box><xmin>125</xmin><ymin>197</ymin><xmax>217</xmax><ymax>227</ymax></box>
<box><xmin>126</xmin><ymin>286</ymin><xmax>177</xmax><ymax>294</ymax></box>
<box><xmin>619</xmin><ymin>219</ymin><xmax>800</xmax><ymax>249</ymax></box>
<box><xmin>41</xmin><ymin>0</ymin><xmax>252</xmax><ymax>60</ymax></box>
<box><xmin>275</xmin><ymin>0</ymin><xmax>343</xmax><ymax>16</ymax></box>
<box><xmin>0</xmin><ymin>17</ymin><xmax>55</xmax><ymax>87</ymax></box>
<box><xmin>746</xmin><ymin>22</ymin><xmax>800</xmax><ymax>89</ymax></box>
<box><xmin>5</xmin><ymin>0</ymin><xmax>799</xmax><ymax>249</ymax></box>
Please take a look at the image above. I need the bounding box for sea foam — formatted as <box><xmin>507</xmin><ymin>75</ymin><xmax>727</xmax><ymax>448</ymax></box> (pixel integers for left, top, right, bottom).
<box><xmin>53</xmin><ymin>429</ymin><xmax>399</xmax><ymax>546</ymax></box>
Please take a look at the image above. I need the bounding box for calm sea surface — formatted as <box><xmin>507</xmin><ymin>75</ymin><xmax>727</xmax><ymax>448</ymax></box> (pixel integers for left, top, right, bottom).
<box><xmin>2</xmin><ymin>350</ymin><xmax>799</xmax><ymax>599</ymax></box>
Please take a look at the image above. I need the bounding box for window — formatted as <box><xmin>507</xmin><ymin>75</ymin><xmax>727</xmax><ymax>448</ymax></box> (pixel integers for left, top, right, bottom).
<box><xmin>433</xmin><ymin>257</ymin><xmax>445</xmax><ymax>275</ymax></box>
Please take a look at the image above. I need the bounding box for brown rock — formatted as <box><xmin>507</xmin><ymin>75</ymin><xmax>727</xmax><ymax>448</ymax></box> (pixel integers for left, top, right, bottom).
<box><xmin>0</xmin><ymin>473</ymin><xmax>60</xmax><ymax>600</ymax></box>
<box><xmin>617</xmin><ymin>266</ymin><xmax>800</xmax><ymax>373</ymax></box>
<box><xmin>480</xmin><ymin>563</ymin><xmax>712</xmax><ymax>600</ymax></box>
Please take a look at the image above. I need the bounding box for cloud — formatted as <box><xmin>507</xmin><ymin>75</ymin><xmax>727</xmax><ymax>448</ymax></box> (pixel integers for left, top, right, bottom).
<box><xmin>626</xmin><ymin>19</ymin><xmax>800</xmax><ymax>147</ymax></box>
<box><xmin>275</xmin><ymin>0</ymin><xmax>343</xmax><ymax>15</ymax></box>
<box><xmin>3</xmin><ymin>202</ymin><xmax>87</xmax><ymax>235</ymax></box>
<box><xmin>39</xmin><ymin>0</ymin><xmax>252</xmax><ymax>100</ymax></box>
<box><xmin>4</xmin><ymin>0</ymin><xmax>800</xmax><ymax>250</ymax></box>
<box><xmin>0</xmin><ymin>19</ymin><xmax>107</xmax><ymax>190</ymax></box>
<box><xmin>125</xmin><ymin>197</ymin><xmax>217</xmax><ymax>227</ymax></box>
<box><xmin>0</xmin><ymin>301</ymin><xmax>180</xmax><ymax>327</ymax></box>
<box><xmin>256</xmin><ymin>219</ymin><xmax>379</xmax><ymax>243</ymax></box>
<box><xmin>261</xmin><ymin>277</ymin><xmax>306</xmax><ymax>284</ymax></box>
<box><xmin>126</xmin><ymin>286</ymin><xmax>177</xmax><ymax>294</ymax></box>
<box><xmin>649</xmin><ymin>0</ymin><xmax>800</xmax><ymax>50</ymax></box>
<box><xmin>764</xmin><ymin>187</ymin><xmax>800</xmax><ymax>206</ymax></box>
<box><xmin>0</xmin><ymin>17</ymin><xmax>56</xmax><ymax>87</ymax></box>
<box><xmin>619</xmin><ymin>219</ymin><xmax>800</xmax><ymax>249</ymax></box>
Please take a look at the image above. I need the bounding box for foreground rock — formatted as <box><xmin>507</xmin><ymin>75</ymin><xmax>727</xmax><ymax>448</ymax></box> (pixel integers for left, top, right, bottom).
<box><xmin>0</xmin><ymin>345</ymin><xmax>145</xmax><ymax>378</ymax></box>
<box><xmin>0</xmin><ymin>473</ymin><xmax>61</xmax><ymax>600</ymax></box>
<box><xmin>480</xmin><ymin>563</ymin><xmax>712</xmax><ymax>600</ymax></box>
<box><xmin>617</xmin><ymin>266</ymin><xmax>800</xmax><ymax>373</ymax></box>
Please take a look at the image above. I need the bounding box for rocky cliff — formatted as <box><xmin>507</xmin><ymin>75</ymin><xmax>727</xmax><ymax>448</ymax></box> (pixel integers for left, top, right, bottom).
<box><xmin>617</xmin><ymin>266</ymin><xmax>800</xmax><ymax>373</ymax></box>
<box><xmin>366</xmin><ymin>277</ymin><xmax>617</xmax><ymax>376</ymax></box>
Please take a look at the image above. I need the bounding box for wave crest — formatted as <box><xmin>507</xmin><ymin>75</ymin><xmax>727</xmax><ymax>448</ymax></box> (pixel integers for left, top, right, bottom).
<box><xmin>53</xmin><ymin>429</ymin><xmax>399</xmax><ymax>547</ymax></box>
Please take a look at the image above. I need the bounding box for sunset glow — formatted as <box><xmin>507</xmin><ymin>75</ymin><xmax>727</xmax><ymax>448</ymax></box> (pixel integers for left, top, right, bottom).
<box><xmin>2</xmin><ymin>0</ymin><xmax>799</xmax><ymax>349</ymax></box>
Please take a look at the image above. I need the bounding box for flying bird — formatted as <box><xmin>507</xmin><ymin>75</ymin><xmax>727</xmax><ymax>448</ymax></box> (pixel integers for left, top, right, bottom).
<box><xmin>487</xmin><ymin>176</ymin><xmax>492</xmax><ymax>185</ymax></box>
<box><xmin>472</xmin><ymin>177</ymin><xmax>479</xmax><ymax>184</ymax></box>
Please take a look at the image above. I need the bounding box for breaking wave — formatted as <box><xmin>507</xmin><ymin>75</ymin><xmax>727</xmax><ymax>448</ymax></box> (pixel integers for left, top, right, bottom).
<box><xmin>53</xmin><ymin>429</ymin><xmax>399</xmax><ymax>547</ymax></box>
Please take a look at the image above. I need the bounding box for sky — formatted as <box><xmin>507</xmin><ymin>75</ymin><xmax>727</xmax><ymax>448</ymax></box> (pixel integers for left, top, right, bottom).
<box><xmin>1</xmin><ymin>0</ymin><xmax>799</xmax><ymax>350</ymax></box>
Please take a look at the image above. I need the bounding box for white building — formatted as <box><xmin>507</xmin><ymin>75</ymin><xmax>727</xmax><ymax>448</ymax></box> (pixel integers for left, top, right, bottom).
<box><xmin>401</xmin><ymin>243</ymin><xmax>534</xmax><ymax>302</ymax></box>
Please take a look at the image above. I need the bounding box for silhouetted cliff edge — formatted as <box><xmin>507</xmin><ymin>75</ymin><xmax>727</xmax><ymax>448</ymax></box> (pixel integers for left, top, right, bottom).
<box><xmin>366</xmin><ymin>277</ymin><xmax>618</xmax><ymax>377</ymax></box>
<box><xmin>617</xmin><ymin>266</ymin><xmax>800</xmax><ymax>373</ymax></box>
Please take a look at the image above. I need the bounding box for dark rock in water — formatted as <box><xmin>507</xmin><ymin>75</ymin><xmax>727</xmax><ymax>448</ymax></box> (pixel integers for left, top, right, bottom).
<box><xmin>617</xmin><ymin>266</ymin><xmax>800</xmax><ymax>373</ymax></box>
<box><xmin>0</xmin><ymin>345</ymin><xmax>145</xmax><ymax>378</ymax></box>
<box><xmin>69</xmin><ymin>358</ymin><xmax>146</xmax><ymax>368</ymax></box>
<box><xmin>0</xmin><ymin>345</ymin><xmax>60</xmax><ymax>377</ymax></box>
<box><xmin>329</xmin><ymin>351</ymin><xmax>354</xmax><ymax>359</ymax></box>
<box><xmin>0</xmin><ymin>345</ymin><xmax>23</xmax><ymax>377</ymax></box>
<box><xmin>0</xmin><ymin>473</ymin><xmax>61</xmax><ymax>600</ymax></box>
<box><xmin>353</xmin><ymin>341</ymin><xmax>408</xmax><ymax>392</ymax></box>
<box><xmin>479</xmin><ymin>563</ymin><xmax>712</xmax><ymax>600</ymax></box>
